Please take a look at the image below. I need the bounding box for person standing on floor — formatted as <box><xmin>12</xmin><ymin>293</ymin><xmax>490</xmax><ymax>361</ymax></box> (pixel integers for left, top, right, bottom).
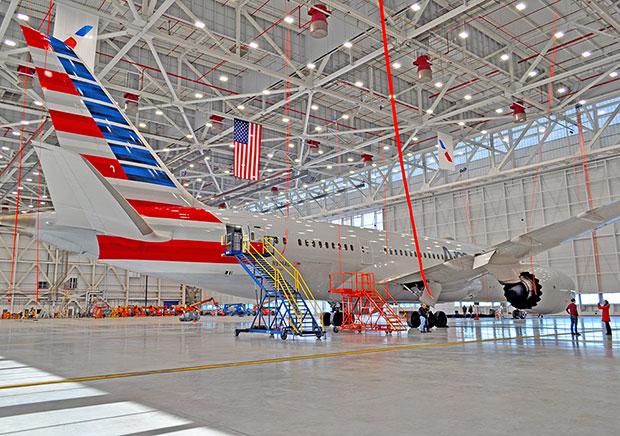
<box><xmin>419</xmin><ymin>304</ymin><xmax>429</xmax><ymax>333</ymax></box>
<box><xmin>597</xmin><ymin>300</ymin><xmax>612</xmax><ymax>336</ymax></box>
<box><xmin>566</xmin><ymin>298</ymin><xmax>580</xmax><ymax>336</ymax></box>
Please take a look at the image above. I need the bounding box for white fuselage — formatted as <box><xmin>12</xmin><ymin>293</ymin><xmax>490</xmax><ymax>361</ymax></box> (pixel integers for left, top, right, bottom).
<box><xmin>33</xmin><ymin>207</ymin><xmax>506</xmax><ymax>304</ymax></box>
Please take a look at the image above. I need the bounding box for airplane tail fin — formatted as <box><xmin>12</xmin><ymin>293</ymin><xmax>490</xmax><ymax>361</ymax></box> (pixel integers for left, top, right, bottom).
<box><xmin>20</xmin><ymin>25</ymin><xmax>199</xmax><ymax>235</ymax></box>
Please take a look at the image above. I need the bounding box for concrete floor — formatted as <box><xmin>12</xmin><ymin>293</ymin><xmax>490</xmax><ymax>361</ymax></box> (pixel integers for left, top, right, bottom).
<box><xmin>0</xmin><ymin>315</ymin><xmax>617</xmax><ymax>436</ymax></box>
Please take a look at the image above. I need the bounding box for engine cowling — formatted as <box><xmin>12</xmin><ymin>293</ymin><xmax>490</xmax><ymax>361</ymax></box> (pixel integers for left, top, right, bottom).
<box><xmin>501</xmin><ymin>266</ymin><xmax>574</xmax><ymax>314</ymax></box>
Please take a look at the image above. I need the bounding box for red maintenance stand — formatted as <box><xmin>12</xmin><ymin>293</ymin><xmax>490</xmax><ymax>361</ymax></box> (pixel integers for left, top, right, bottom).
<box><xmin>329</xmin><ymin>272</ymin><xmax>408</xmax><ymax>334</ymax></box>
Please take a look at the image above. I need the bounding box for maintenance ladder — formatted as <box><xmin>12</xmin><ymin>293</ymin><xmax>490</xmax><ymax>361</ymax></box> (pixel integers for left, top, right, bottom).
<box><xmin>225</xmin><ymin>235</ymin><xmax>324</xmax><ymax>340</ymax></box>
<box><xmin>329</xmin><ymin>271</ymin><xmax>408</xmax><ymax>333</ymax></box>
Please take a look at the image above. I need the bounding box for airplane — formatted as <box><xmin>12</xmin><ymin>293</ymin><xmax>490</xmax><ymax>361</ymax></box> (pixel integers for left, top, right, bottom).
<box><xmin>5</xmin><ymin>25</ymin><xmax>620</xmax><ymax>327</ymax></box>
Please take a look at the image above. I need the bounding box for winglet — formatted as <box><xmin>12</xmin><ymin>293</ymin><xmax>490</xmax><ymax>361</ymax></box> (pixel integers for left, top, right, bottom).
<box><xmin>64</xmin><ymin>25</ymin><xmax>93</xmax><ymax>48</ymax></box>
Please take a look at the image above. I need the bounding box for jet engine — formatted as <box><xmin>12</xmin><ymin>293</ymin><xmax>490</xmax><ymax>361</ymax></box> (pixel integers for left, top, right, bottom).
<box><xmin>500</xmin><ymin>266</ymin><xmax>574</xmax><ymax>314</ymax></box>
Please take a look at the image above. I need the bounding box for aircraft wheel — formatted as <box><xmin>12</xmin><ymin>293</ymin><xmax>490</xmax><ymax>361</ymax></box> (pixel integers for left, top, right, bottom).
<box><xmin>409</xmin><ymin>312</ymin><xmax>421</xmax><ymax>328</ymax></box>
<box><xmin>322</xmin><ymin>312</ymin><xmax>332</xmax><ymax>327</ymax></box>
<box><xmin>280</xmin><ymin>329</ymin><xmax>288</xmax><ymax>340</ymax></box>
<box><xmin>435</xmin><ymin>311</ymin><xmax>448</xmax><ymax>328</ymax></box>
<box><xmin>427</xmin><ymin>312</ymin><xmax>436</xmax><ymax>329</ymax></box>
<box><xmin>333</xmin><ymin>326</ymin><xmax>339</xmax><ymax>333</ymax></box>
<box><xmin>332</xmin><ymin>311</ymin><xmax>343</xmax><ymax>327</ymax></box>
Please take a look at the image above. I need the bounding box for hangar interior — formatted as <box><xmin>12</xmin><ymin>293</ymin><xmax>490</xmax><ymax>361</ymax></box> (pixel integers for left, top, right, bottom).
<box><xmin>0</xmin><ymin>0</ymin><xmax>619</xmax><ymax>434</ymax></box>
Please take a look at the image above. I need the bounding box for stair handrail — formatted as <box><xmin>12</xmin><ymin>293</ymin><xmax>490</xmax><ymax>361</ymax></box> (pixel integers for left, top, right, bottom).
<box><xmin>262</xmin><ymin>238</ymin><xmax>324</xmax><ymax>332</ymax></box>
<box><xmin>367</xmin><ymin>273</ymin><xmax>407</xmax><ymax>330</ymax></box>
<box><xmin>243</xmin><ymin>240</ymin><xmax>303</xmax><ymax>334</ymax></box>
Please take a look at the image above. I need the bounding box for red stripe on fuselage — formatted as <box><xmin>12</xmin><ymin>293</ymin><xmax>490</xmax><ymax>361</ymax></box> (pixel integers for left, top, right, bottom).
<box><xmin>48</xmin><ymin>110</ymin><xmax>104</xmax><ymax>138</ymax></box>
<box><xmin>97</xmin><ymin>235</ymin><xmax>237</xmax><ymax>263</ymax></box>
<box><xmin>126</xmin><ymin>199</ymin><xmax>222</xmax><ymax>223</ymax></box>
<box><xmin>81</xmin><ymin>154</ymin><xmax>127</xmax><ymax>179</ymax></box>
<box><xmin>36</xmin><ymin>68</ymin><xmax>78</xmax><ymax>95</ymax></box>
<box><xmin>21</xmin><ymin>26</ymin><xmax>50</xmax><ymax>50</ymax></box>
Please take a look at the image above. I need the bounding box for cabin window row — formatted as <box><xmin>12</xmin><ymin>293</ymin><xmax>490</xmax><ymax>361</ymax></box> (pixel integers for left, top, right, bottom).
<box><xmin>297</xmin><ymin>239</ymin><xmax>354</xmax><ymax>252</ymax></box>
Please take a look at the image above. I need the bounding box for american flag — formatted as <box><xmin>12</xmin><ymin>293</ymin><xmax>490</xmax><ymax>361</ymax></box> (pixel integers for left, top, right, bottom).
<box><xmin>233</xmin><ymin>119</ymin><xmax>262</xmax><ymax>181</ymax></box>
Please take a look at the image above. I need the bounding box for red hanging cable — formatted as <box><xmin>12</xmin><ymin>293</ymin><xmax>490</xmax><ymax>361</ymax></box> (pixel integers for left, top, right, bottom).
<box><xmin>35</xmin><ymin>161</ymin><xmax>41</xmax><ymax>305</ymax></box>
<box><xmin>376</xmin><ymin>0</ymin><xmax>431</xmax><ymax>298</ymax></box>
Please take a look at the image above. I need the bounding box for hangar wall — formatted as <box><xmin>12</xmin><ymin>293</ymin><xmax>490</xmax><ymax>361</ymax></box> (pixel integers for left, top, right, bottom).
<box><xmin>387</xmin><ymin>154</ymin><xmax>620</xmax><ymax>294</ymax></box>
<box><xmin>0</xmin><ymin>230</ymin><xmax>250</xmax><ymax>312</ymax></box>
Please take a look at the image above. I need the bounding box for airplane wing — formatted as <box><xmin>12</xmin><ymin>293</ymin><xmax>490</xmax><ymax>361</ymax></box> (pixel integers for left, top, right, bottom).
<box><xmin>384</xmin><ymin>199</ymin><xmax>620</xmax><ymax>286</ymax></box>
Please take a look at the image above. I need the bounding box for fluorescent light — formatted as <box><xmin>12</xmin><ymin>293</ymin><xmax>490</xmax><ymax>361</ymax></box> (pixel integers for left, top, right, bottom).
<box><xmin>282</xmin><ymin>117</ymin><xmax>290</xmax><ymax>123</ymax></box>
<box><xmin>554</xmin><ymin>31</ymin><xmax>564</xmax><ymax>39</ymax></box>
<box><xmin>263</xmin><ymin>89</ymin><xmax>271</xmax><ymax>95</ymax></box>
<box><xmin>294</xmin><ymin>158</ymin><xmax>300</xmax><ymax>163</ymax></box>
<box><xmin>4</xmin><ymin>39</ymin><xmax>16</xmax><ymax>47</ymax></box>
<box><xmin>16</xmin><ymin>13</ymin><xmax>29</xmax><ymax>21</ymax></box>
<box><xmin>138</xmin><ymin>122</ymin><xmax>147</xmax><ymax>128</ymax></box>
<box><xmin>557</xmin><ymin>86</ymin><xmax>567</xmax><ymax>94</ymax></box>
<box><xmin>237</xmin><ymin>104</ymin><xmax>245</xmax><ymax>110</ymax></box>
<box><xmin>326</xmin><ymin>165</ymin><xmax>333</xmax><ymax>169</ymax></box>
<box><xmin>495</xmin><ymin>108</ymin><xmax>504</xmax><ymax>113</ymax></box>
<box><xmin>341</xmin><ymin>114</ymin><xmax>350</xmax><ymax>120</ymax></box>
<box><xmin>515</xmin><ymin>2</ymin><xmax>527</xmax><ymax>11</ymax></box>
<box><xmin>458</xmin><ymin>30</ymin><xmax>469</xmax><ymax>39</ymax></box>
<box><xmin>464</xmin><ymin>94</ymin><xmax>472</xmax><ymax>100</ymax></box>
<box><xmin>500</xmin><ymin>53</ymin><xmax>510</xmax><ymax>61</ymax></box>
<box><xmin>284</xmin><ymin>15</ymin><xmax>295</xmax><ymax>24</ymax></box>
<box><xmin>186</xmin><ymin>134</ymin><xmax>194</xmax><ymax>139</ymax></box>
<box><xmin>195</xmin><ymin>21</ymin><xmax>206</xmax><ymax>29</ymax></box>
<box><xmin>10</xmin><ymin>132</ymin><xmax>19</xmax><ymax>137</ymax></box>
<box><xmin>249</xmin><ymin>41</ymin><xmax>258</xmax><ymax>49</ymax></box>
<box><xmin>354</xmin><ymin>80</ymin><xmax>364</xmax><ymax>87</ymax></box>
<box><xmin>458</xmin><ymin>121</ymin><xmax>465</xmax><ymax>126</ymax></box>
<box><xmin>155</xmin><ymin>109</ymin><xmax>164</xmax><ymax>115</ymax></box>
<box><xmin>434</xmin><ymin>81</ymin><xmax>443</xmax><ymax>88</ymax></box>
<box><xmin>306</xmin><ymin>62</ymin><xmax>316</xmax><ymax>70</ymax></box>
<box><xmin>224</xmin><ymin>170</ymin><xmax>230</xmax><ymax>174</ymax></box>
<box><xmin>314</xmin><ymin>126</ymin><xmax>323</xmax><ymax>132</ymax></box>
<box><xmin>425</xmin><ymin>108</ymin><xmax>433</xmax><ymax>114</ymax></box>
<box><xmin>610</xmin><ymin>71</ymin><xmax>618</xmax><ymax>78</ymax></box>
<box><xmin>582</xmin><ymin>51</ymin><xmax>591</xmax><ymax>58</ymax></box>
<box><xmin>267</xmin><ymin>153</ymin><xmax>274</xmax><ymax>158</ymax></box>
<box><xmin>194</xmin><ymin>92</ymin><xmax>203</xmax><ymax>98</ymax></box>
<box><xmin>343</xmin><ymin>41</ymin><xmax>353</xmax><ymax>48</ymax></box>
<box><xmin>528</xmin><ymin>69</ymin><xmax>538</xmax><ymax>77</ymax></box>
<box><xmin>578</xmin><ymin>99</ymin><xmax>587</xmax><ymax>105</ymax></box>
<box><xmin>410</xmin><ymin>3</ymin><xmax>421</xmax><ymax>11</ymax></box>
<box><xmin>189</xmin><ymin>164</ymin><xmax>195</xmax><ymax>168</ymax></box>
<box><xmin>205</xmin><ymin>122</ymin><xmax>213</xmax><ymax>128</ymax></box>
<box><xmin>219</xmin><ymin>75</ymin><xmax>228</xmax><ymax>82</ymax></box>
<box><xmin>392</xmin><ymin>61</ymin><xmax>402</xmax><ymax>69</ymax></box>
<box><xmin>383</xmin><ymin>145</ymin><xmax>389</xmax><ymax>150</ymax></box>
<box><xmin>311</xmin><ymin>104</ymin><xmax>319</xmax><ymax>110</ymax></box>
<box><xmin>33</xmin><ymin>100</ymin><xmax>43</xmax><ymax>106</ymax></box>
<box><xmin>481</xmin><ymin>129</ymin><xmax>488</xmax><ymax>134</ymax></box>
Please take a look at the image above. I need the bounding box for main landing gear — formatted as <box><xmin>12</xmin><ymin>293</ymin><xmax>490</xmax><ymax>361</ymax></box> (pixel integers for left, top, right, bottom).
<box><xmin>407</xmin><ymin>310</ymin><xmax>448</xmax><ymax>328</ymax></box>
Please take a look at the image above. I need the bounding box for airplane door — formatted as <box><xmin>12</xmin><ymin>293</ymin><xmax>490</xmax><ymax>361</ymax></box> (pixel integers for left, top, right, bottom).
<box><xmin>359</xmin><ymin>242</ymin><xmax>373</xmax><ymax>265</ymax></box>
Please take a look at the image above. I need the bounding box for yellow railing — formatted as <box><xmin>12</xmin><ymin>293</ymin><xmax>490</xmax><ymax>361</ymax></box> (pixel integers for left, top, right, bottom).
<box><xmin>261</xmin><ymin>238</ymin><xmax>324</xmax><ymax>333</ymax></box>
<box><xmin>243</xmin><ymin>240</ymin><xmax>303</xmax><ymax>334</ymax></box>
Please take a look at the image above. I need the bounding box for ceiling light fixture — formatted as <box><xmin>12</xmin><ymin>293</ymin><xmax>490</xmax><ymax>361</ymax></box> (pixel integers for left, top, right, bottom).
<box><xmin>194</xmin><ymin>92</ymin><xmax>203</xmax><ymax>98</ymax></box>
<box><xmin>33</xmin><ymin>100</ymin><xmax>43</xmax><ymax>106</ymax></box>
<box><xmin>528</xmin><ymin>70</ymin><xmax>538</xmax><ymax>77</ymax></box>
<box><xmin>500</xmin><ymin>53</ymin><xmax>510</xmax><ymax>61</ymax></box>
<box><xmin>138</xmin><ymin>122</ymin><xmax>147</xmax><ymax>128</ymax></box>
<box><xmin>610</xmin><ymin>71</ymin><xmax>618</xmax><ymax>78</ymax></box>
<box><xmin>410</xmin><ymin>3</ymin><xmax>421</xmax><ymax>11</ymax></box>
<box><xmin>458</xmin><ymin>30</ymin><xmax>469</xmax><ymax>39</ymax></box>
<box><xmin>458</xmin><ymin>121</ymin><xmax>465</xmax><ymax>126</ymax></box>
<box><xmin>515</xmin><ymin>2</ymin><xmax>527</xmax><ymax>11</ymax></box>
<box><xmin>219</xmin><ymin>75</ymin><xmax>228</xmax><ymax>82</ymax></box>
<box><xmin>4</xmin><ymin>39</ymin><xmax>16</xmax><ymax>47</ymax></box>
<box><xmin>263</xmin><ymin>89</ymin><xmax>271</xmax><ymax>95</ymax></box>
<box><xmin>392</xmin><ymin>61</ymin><xmax>402</xmax><ymax>69</ymax></box>
<box><xmin>284</xmin><ymin>15</ymin><xmax>295</xmax><ymax>24</ymax></box>
<box><xmin>249</xmin><ymin>41</ymin><xmax>258</xmax><ymax>49</ymax></box>
<box><xmin>554</xmin><ymin>31</ymin><xmax>564</xmax><ymax>39</ymax></box>
<box><xmin>434</xmin><ymin>81</ymin><xmax>443</xmax><ymax>88</ymax></box>
<box><xmin>155</xmin><ymin>109</ymin><xmax>164</xmax><ymax>115</ymax></box>
<box><xmin>288</xmin><ymin>142</ymin><xmax>295</xmax><ymax>148</ymax></box>
<box><xmin>205</xmin><ymin>122</ymin><xmax>213</xmax><ymax>128</ymax></box>
<box><xmin>343</xmin><ymin>41</ymin><xmax>353</xmax><ymax>48</ymax></box>
<box><xmin>354</xmin><ymin>80</ymin><xmax>364</xmax><ymax>87</ymax></box>
<box><xmin>556</xmin><ymin>86</ymin><xmax>567</xmax><ymax>94</ymax></box>
<box><xmin>495</xmin><ymin>108</ymin><xmax>504</xmax><ymax>113</ymax></box>
<box><xmin>341</xmin><ymin>114</ymin><xmax>350</xmax><ymax>120</ymax></box>
<box><xmin>582</xmin><ymin>51</ymin><xmax>591</xmax><ymax>58</ymax></box>
<box><xmin>311</xmin><ymin>104</ymin><xmax>319</xmax><ymax>110</ymax></box>
<box><xmin>306</xmin><ymin>62</ymin><xmax>316</xmax><ymax>70</ymax></box>
<box><xmin>426</xmin><ymin>108</ymin><xmax>433</xmax><ymax>114</ymax></box>
<box><xmin>464</xmin><ymin>94</ymin><xmax>472</xmax><ymax>100</ymax></box>
<box><xmin>282</xmin><ymin>117</ymin><xmax>290</xmax><ymax>123</ymax></box>
<box><xmin>315</xmin><ymin>126</ymin><xmax>323</xmax><ymax>132</ymax></box>
<box><xmin>195</xmin><ymin>21</ymin><xmax>206</xmax><ymax>29</ymax></box>
<box><xmin>16</xmin><ymin>13</ymin><xmax>29</xmax><ymax>21</ymax></box>
<box><xmin>237</xmin><ymin>104</ymin><xmax>245</xmax><ymax>110</ymax></box>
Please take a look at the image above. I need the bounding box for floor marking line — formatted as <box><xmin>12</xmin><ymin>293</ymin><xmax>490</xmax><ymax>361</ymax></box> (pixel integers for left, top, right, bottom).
<box><xmin>0</xmin><ymin>330</ymin><xmax>589</xmax><ymax>390</ymax></box>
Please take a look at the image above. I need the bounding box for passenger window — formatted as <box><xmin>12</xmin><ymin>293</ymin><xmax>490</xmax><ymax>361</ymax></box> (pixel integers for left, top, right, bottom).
<box><xmin>344</xmin><ymin>244</ymin><xmax>348</xmax><ymax>251</ymax></box>
<box><xmin>383</xmin><ymin>247</ymin><xmax>387</xmax><ymax>254</ymax></box>
<box><xmin>283</xmin><ymin>237</ymin><xmax>287</xmax><ymax>245</ymax></box>
<box><xmin>350</xmin><ymin>244</ymin><xmax>354</xmax><ymax>252</ymax></box>
<box><xmin>389</xmin><ymin>249</ymin><xmax>393</xmax><ymax>255</ymax></box>
<box><xmin>312</xmin><ymin>240</ymin><xmax>316</xmax><ymax>248</ymax></box>
<box><xmin>332</xmin><ymin>242</ymin><xmax>336</xmax><ymax>249</ymax></box>
<box><xmin>338</xmin><ymin>243</ymin><xmax>342</xmax><ymax>250</ymax></box>
<box><xmin>399</xmin><ymin>250</ymin><xmax>403</xmax><ymax>256</ymax></box>
<box><xmin>318</xmin><ymin>241</ymin><xmax>323</xmax><ymax>248</ymax></box>
<box><xmin>298</xmin><ymin>239</ymin><xmax>302</xmax><ymax>246</ymax></box>
<box><xmin>273</xmin><ymin>237</ymin><xmax>279</xmax><ymax>244</ymax></box>
<box><xmin>305</xmin><ymin>240</ymin><xmax>309</xmax><ymax>247</ymax></box>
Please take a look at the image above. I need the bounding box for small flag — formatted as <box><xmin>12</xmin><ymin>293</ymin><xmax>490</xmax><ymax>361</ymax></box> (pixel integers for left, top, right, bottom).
<box><xmin>233</xmin><ymin>119</ymin><xmax>262</xmax><ymax>180</ymax></box>
<box><xmin>436</xmin><ymin>132</ymin><xmax>455</xmax><ymax>171</ymax></box>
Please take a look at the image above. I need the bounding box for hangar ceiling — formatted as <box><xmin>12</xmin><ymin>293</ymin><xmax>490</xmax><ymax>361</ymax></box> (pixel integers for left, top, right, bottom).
<box><xmin>1</xmin><ymin>0</ymin><xmax>620</xmax><ymax>214</ymax></box>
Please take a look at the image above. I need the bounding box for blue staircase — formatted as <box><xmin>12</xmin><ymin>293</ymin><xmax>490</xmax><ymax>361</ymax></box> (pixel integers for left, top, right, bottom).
<box><xmin>230</xmin><ymin>242</ymin><xmax>324</xmax><ymax>340</ymax></box>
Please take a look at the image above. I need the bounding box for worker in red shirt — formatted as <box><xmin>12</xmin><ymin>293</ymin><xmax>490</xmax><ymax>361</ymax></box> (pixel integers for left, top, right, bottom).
<box><xmin>566</xmin><ymin>298</ymin><xmax>580</xmax><ymax>336</ymax></box>
<box><xmin>597</xmin><ymin>299</ymin><xmax>612</xmax><ymax>336</ymax></box>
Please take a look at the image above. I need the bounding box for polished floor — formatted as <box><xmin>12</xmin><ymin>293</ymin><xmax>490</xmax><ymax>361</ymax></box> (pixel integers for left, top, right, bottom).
<box><xmin>0</xmin><ymin>315</ymin><xmax>617</xmax><ymax>435</ymax></box>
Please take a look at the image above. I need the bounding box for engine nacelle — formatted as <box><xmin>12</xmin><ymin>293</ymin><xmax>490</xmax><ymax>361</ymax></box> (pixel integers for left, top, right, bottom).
<box><xmin>501</xmin><ymin>266</ymin><xmax>574</xmax><ymax>314</ymax></box>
